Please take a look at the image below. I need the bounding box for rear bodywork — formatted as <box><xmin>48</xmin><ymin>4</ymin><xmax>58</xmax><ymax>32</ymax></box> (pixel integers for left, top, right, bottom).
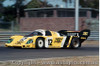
<box><xmin>5</xmin><ymin>29</ymin><xmax>90</xmax><ymax>48</ymax></box>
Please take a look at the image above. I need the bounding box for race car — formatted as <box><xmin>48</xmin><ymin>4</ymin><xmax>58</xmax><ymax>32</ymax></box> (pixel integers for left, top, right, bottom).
<box><xmin>5</xmin><ymin>29</ymin><xmax>90</xmax><ymax>49</ymax></box>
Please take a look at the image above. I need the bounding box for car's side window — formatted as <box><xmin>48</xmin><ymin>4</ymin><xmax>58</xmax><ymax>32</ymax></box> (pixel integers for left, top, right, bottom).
<box><xmin>45</xmin><ymin>31</ymin><xmax>52</xmax><ymax>36</ymax></box>
<box><xmin>38</xmin><ymin>32</ymin><xmax>43</xmax><ymax>36</ymax></box>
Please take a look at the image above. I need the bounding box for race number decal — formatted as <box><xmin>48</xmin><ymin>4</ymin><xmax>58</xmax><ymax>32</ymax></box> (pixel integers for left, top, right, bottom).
<box><xmin>48</xmin><ymin>39</ymin><xmax>52</xmax><ymax>45</ymax></box>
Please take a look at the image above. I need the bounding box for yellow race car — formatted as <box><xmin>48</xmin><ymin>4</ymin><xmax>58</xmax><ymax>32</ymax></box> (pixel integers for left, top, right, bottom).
<box><xmin>5</xmin><ymin>29</ymin><xmax>90</xmax><ymax>49</ymax></box>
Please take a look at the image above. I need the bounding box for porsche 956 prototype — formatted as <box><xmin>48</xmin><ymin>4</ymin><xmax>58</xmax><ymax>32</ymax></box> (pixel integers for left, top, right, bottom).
<box><xmin>5</xmin><ymin>29</ymin><xmax>90</xmax><ymax>49</ymax></box>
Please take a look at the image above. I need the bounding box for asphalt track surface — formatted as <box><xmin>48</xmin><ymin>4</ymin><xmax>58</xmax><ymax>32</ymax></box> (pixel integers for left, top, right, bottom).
<box><xmin>0</xmin><ymin>44</ymin><xmax>99</xmax><ymax>61</ymax></box>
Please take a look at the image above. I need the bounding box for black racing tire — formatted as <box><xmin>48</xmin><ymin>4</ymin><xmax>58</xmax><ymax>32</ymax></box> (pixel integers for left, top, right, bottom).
<box><xmin>13</xmin><ymin>47</ymin><xmax>22</xmax><ymax>49</ymax></box>
<box><xmin>63</xmin><ymin>42</ymin><xmax>68</xmax><ymax>48</ymax></box>
<box><xmin>36</xmin><ymin>38</ymin><xmax>45</xmax><ymax>49</ymax></box>
<box><xmin>70</xmin><ymin>38</ymin><xmax>81</xmax><ymax>49</ymax></box>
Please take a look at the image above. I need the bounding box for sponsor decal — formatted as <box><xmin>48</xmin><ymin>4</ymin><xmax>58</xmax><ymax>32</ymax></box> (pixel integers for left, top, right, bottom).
<box><xmin>54</xmin><ymin>38</ymin><xmax>63</xmax><ymax>43</ymax></box>
<box><xmin>83</xmin><ymin>32</ymin><xmax>88</xmax><ymax>36</ymax></box>
<box><xmin>67</xmin><ymin>36</ymin><xmax>73</xmax><ymax>48</ymax></box>
<box><xmin>81</xmin><ymin>37</ymin><xmax>86</xmax><ymax>39</ymax></box>
<box><xmin>27</xmin><ymin>45</ymin><xmax>30</xmax><ymax>47</ymax></box>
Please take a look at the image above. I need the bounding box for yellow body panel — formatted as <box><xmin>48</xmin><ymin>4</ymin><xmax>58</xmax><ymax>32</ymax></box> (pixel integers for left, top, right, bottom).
<box><xmin>5</xmin><ymin>35</ymin><xmax>47</xmax><ymax>48</ymax></box>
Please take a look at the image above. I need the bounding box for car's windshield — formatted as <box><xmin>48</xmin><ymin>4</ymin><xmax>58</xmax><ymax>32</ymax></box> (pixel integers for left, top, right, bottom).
<box><xmin>25</xmin><ymin>31</ymin><xmax>43</xmax><ymax>37</ymax></box>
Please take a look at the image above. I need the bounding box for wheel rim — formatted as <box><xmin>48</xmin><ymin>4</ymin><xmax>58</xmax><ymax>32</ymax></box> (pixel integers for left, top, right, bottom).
<box><xmin>73</xmin><ymin>41</ymin><xmax>79</xmax><ymax>48</ymax></box>
<box><xmin>38</xmin><ymin>40</ymin><xmax>44</xmax><ymax>48</ymax></box>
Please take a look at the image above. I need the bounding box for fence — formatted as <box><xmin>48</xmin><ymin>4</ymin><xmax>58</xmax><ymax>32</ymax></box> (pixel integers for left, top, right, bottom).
<box><xmin>0</xmin><ymin>21</ymin><xmax>14</xmax><ymax>31</ymax></box>
<box><xmin>85</xmin><ymin>19</ymin><xmax>99</xmax><ymax>31</ymax></box>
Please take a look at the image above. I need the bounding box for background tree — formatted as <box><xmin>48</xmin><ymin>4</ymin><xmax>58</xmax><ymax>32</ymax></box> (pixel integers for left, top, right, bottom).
<box><xmin>2</xmin><ymin>0</ymin><xmax>26</xmax><ymax>22</ymax></box>
<box><xmin>0</xmin><ymin>0</ymin><xmax>5</xmax><ymax>18</ymax></box>
<box><xmin>3</xmin><ymin>6</ymin><xmax>16</xmax><ymax>21</ymax></box>
<box><xmin>55</xmin><ymin>4</ymin><xmax>59</xmax><ymax>7</ymax></box>
<box><xmin>62</xmin><ymin>0</ymin><xmax>67</xmax><ymax>7</ymax></box>
<box><xmin>62</xmin><ymin>0</ymin><xmax>99</xmax><ymax>9</ymax></box>
<box><xmin>26</xmin><ymin>0</ymin><xmax>53</xmax><ymax>8</ymax></box>
<box><xmin>80</xmin><ymin>0</ymin><xmax>99</xmax><ymax>9</ymax></box>
<box><xmin>26</xmin><ymin>0</ymin><xmax>42</xmax><ymax>8</ymax></box>
<box><xmin>2</xmin><ymin>0</ymin><xmax>53</xmax><ymax>22</ymax></box>
<box><xmin>93</xmin><ymin>0</ymin><xmax>99</xmax><ymax>9</ymax></box>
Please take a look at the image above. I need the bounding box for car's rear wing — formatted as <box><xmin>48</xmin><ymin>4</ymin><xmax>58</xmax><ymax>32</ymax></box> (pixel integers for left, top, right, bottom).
<box><xmin>58</xmin><ymin>29</ymin><xmax>90</xmax><ymax>43</ymax></box>
<box><xmin>78</xmin><ymin>29</ymin><xmax>90</xmax><ymax>43</ymax></box>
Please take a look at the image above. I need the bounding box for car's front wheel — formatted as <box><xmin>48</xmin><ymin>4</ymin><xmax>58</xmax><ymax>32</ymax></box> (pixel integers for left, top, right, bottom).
<box><xmin>36</xmin><ymin>38</ymin><xmax>45</xmax><ymax>49</ymax></box>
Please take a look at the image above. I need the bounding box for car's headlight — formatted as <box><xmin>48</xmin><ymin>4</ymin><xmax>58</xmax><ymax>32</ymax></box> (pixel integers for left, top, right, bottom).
<box><xmin>26</xmin><ymin>39</ymin><xmax>33</xmax><ymax>44</ymax></box>
<box><xmin>7</xmin><ymin>39</ymin><xmax>13</xmax><ymax>43</ymax></box>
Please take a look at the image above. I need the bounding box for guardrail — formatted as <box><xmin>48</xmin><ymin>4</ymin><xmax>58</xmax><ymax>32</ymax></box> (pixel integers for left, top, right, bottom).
<box><xmin>0</xmin><ymin>31</ymin><xmax>99</xmax><ymax>42</ymax></box>
<box><xmin>0</xmin><ymin>31</ymin><xmax>31</xmax><ymax>42</ymax></box>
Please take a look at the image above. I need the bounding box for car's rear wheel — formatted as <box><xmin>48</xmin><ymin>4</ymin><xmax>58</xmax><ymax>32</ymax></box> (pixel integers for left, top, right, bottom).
<box><xmin>71</xmin><ymin>38</ymin><xmax>81</xmax><ymax>49</ymax></box>
<box><xmin>36</xmin><ymin>38</ymin><xmax>45</xmax><ymax>49</ymax></box>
